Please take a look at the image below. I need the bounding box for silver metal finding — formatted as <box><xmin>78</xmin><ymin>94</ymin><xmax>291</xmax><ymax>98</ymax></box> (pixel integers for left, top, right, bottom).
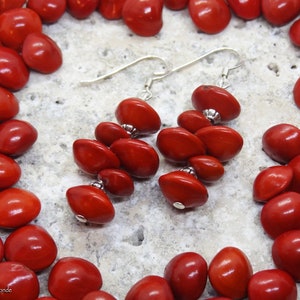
<box><xmin>90</xmin><ymin>181</ymin><xmax>104</xmax><ymax>190</ymax></box>
<box><xmin>202</xmin><ymin>109</ymin><xmax>222</xmax><ymax>124</ymax></box>
<box><xmin>80</xmin><ymin>47</ymin><xmax>242</xmax><ymax>100</ymax></box>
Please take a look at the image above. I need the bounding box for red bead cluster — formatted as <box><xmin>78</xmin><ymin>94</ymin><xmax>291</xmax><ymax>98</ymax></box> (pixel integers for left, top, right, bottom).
<box><xmin>157</xmin><ymin>85</ymin><xmax>243</xmax><ymax>209</ymax></box>
<box><xmin>66</xmin><ymin>98</ymin><xmax>161</xmax><ymax>224</ymax></box>
<box><xmin>251</xmin><ymin>123</ymin><xmax>300</xmax><ymax>285</ymax></box>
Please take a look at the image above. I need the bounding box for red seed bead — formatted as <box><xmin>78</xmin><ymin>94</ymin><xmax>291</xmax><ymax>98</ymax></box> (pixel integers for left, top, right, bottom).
<box><xmin>0</xmin><ymin>0</ymin><xmax>26</xmax><ymax>14</ymax></box>
<box><xmin>66</xmin><ymin>185</ymin><xmax>115</xmax><ymax>224</ymax></box>
<box><xmin>288</xmin><ymin>154</ymin><xmax>300</xmax><ymax>193</ymax></box>
<box><xmin>110</xmin><ymin>138</ymin><xmax>159</xmax><ymax>178</ymax></box>
<box><xmin>253</xmin><ymin>165</ymin><xmax>293</xmax><ymax>203</ymax></box>
<box><xmin>67</xmin><ymin>0</ymin><xmax>99</xmax><ymax>19</ymax></box>
<box><xmin>192</xmin><ymin>85</ymin><xmax>241</xmax><ymax>122</ymax></box>
<box><xmin>48</xmin><ymin>257</ymin><xmax>103</xmax><ymax>300</ymax></box>
<box><xmin>289</xmin><ymin>19</ymin><xmax>300</xmax><ymax>47</ymax></box>
<box><xmin>156</xmin><ymin>127</ymin><xmax>206</xmax><ymax>163</ymax></box>
<box><xmin>26</xmin><ymin>0</ymin><xmax>67</xmax><ymax>24</ymax></box>
<box><xmin>0</xmin><ymin>46</ymin><xmax>30</xmax><ymax>91</ymax></box>
<box><xmin>94</xmin><ymin>121</ymin><xmax>130</xmax><ymax>146</ymax></box>
<box><xmin>98</xmin><ymin>0</ymin><xmax>126</xmax><ymax>20</ymax></box>
<box><xmin>0</xmin><ymin>261</ymin><xmax>39</xmax><ymax>299</ymax></box>
<box><xmin>73</xmin><ymin>139</ymin><xmax>120</xmax><ymax>175</ymax></box>
<box><xmin>0</xmin><ymin>238</ymin><xmax>3</xmax><ymax>261</ymax></box>
<box><xmin>159</xmin><ymin>170</ymin><xmax>208</xmax><ymax>209</ymax></box>
<box><xmin>262</xmin><ymin>123</ymin><xmax>300</xmax><ymax>164</ymax></box>
<box><xmin>248</xmin><ymin>269</ymin><xmax>297</xmax><ymax>300</ymax></box>
<box><xmin>0</xmin><ymin>8</ymin><xmax>43</xmax><ymax>51</ymax></box>
<box><xmin>115</xmin><ymin>98</ymin><xmax>161</xmax><ymax>135</ymax></box>
<box><xmin>261</xmin><ymin>191</ymin><xmax>300</xmax><ymax>239</ymax></box>
<box><xmin>0</xmin><ymin>87</ymin><xmax>19</xmax><ymax>122</ymax></box>
<box><xmin>0</xmin><ymin>153</ymin><xmax>21</xmax><ymax>189</ymax></box>
<box><xmin>195</xmin><ymin>125</ymin><xmax>243</xmax><ymax>162</ymax></box>
<box><xmin>125</xmin><ymin>275</ymin><xmax>174</xmax><ymax>300</ymax></box>
<box><xmin>0</xmin><ymin>119</ymin><xmax>38</xmax><ymax>157</ymax></box>
<box><xmin>164</xmin><ymin>252</ymin><xmax>208</xmax><ymax>300</ymax></box>
<box><xmin>208</xmin><ymin>247</ymin><xmax>253</xmax><ymax>299</ymax></box>
<box><xmin>293</xmin><ymin>77</ymin><xmax>300</xmax><ymax>108</ymax></box>
<box><xmin>177</xmin><ymin>110</ymin><xmax>212</xmax><ymax>133</ymax></box>
<box><xmin>4</xmin><ymin>224</ymin><xmax>58</xmax><ymax>272</ymax></box>
<box><xmin>189</xmin><ymin>155</ymin><xmax>224</xmax><ymax>182</ymax></box>
<box><xmin>83</xmin><ymin>290</ymin><xmax>117</xmax><ymax>300</ymax></box>
<box><xmin>227</xmin><ymin>0</ymin><xmax>261</xmax><ymax>20</ymax></box>
<box><xmin>164</xmin><ymin>0</ymin><xmax>189</xmax><ymax>10</ymax></box>
<box><xmin>97</xmin><ymin>168</ymin><xmax>134</xmax><ymax>197</ymax></box>
<box><xmin>0</xmin><ymin>187</ymin><xmax>41</xmax><ymax>229</ymax></box>
<box><xmin>272</xmin><ymin>230</ymin><xmax>300</xmax><ymax>281</ymax></box>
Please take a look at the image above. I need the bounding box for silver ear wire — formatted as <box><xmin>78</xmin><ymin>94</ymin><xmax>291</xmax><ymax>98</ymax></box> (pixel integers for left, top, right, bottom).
<box><xmin>80</xmin><ymin>47</ymin><xmax>243</xmax><ymax>100</ymax></box>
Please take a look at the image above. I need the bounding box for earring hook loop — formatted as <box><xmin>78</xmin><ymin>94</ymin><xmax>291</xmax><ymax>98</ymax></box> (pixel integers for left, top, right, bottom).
<box><xmin>80</xmin><ymin>55</ymin><xmax>171</xmax><ymax>85</ymax></box>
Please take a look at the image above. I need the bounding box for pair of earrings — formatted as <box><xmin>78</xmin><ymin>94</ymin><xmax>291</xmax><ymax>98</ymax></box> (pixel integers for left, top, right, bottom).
<box><xmin>66</xmin><ymin>47</ymin><xmax>244</xmax><ymax>225</ymax></box>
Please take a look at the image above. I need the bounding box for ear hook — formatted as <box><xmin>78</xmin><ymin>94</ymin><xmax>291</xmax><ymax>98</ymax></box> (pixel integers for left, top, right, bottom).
<box><xmin>80</xmin><ymin>55</ymin><xmax>171</xmax><ymax>83</ymax></box>
<box><xmin>145</xmin><ymin>47</ymin><xmax>243</xmax><ymax>89</ymax></box>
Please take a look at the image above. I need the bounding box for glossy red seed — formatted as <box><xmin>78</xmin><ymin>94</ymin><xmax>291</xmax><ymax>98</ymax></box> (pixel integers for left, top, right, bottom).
<box><xmin>248</xmin><ymin>269</ymin><xmax>297</xmax><ymax>300</ymax></box>
<box><xmin>98</xmin><ymin>0</ymin><xmax>126</xmax><ymax>19</ymax></box>
<box><xmin>0</xmin><ymin>153</ymin><xmax>21</xmax><ymax>189</ymax></box>
<box><xmin>189</xmin><ymin>155</ymin><xmax>224</xmax><ymax>182</ymax></box>
<box><xmin>4</xmin><ymin>224</ymin><xmax>57</xmax><ymax>272</ymax></box>
<box><xmin>272</xmin><ymin>230</ymin><xmax>300</xmax><ymax>281</ymax></box>
<box><xmin>0</xmin><ymin>87</ymin><xmax>19</xmax><ymax>122</ymax></box>
<box><xmin>0</xmin><ymin>46</ymin><xmax>30</xmax><ymax>91</ymax></box>
<box><xmin>48</xmin><ymin>257</ymin><xmax>102</xmax><ymax>300</ymax></box>
<box><xmin>288</xmin><ymin>154</ymin><xmax>300</xmax><ymax>193</ymax></box>
<box><xmin>22</xmin><ymin>32</ymin><xmax>63</xmax><ymax>74</ymax></box>
<box><xmin>164</xmin><ymin>252</ymin><xmax>208</xmax><ymax>300</ymax></box>
<box><xmin>293</xmin><ymin>77</ymin><xmax>300</xmax><ymax>108</ymax></box>
<box><xmin>177</xmin><ymin>110</ymin><xmax>212</xmax><ymax>133</ymax></box>
<box><xmin>0</xmin><ymin>261</ymin><xmax>40</xmax><ymax>300</ymax></box>
<box><xmin>0</xmin><ymin>8</ymin><xmax>42</xmax><ymax>51</ymax></box>
<box><xmin>290</xmin><ymin>19</ymin><xmax>300</xmax><ymax>47</ymax></box>
<box><xmin>110</xmin><ymin>138</ymin><xmax>159</xmax><ymax>178</ymax></box>
<box><xmin>0</xmin><ymin>119</ymin><xmax>38</xmax><ymax>157</ymax></box>
<box><xmin>192</xmin><ymin>85</ymin><xmax>240</xmax><ymax>122</ymax></box>
<box><xmin>82</xmin><ymin>290</ymin><xmax>117</xmax><ymax>300</ymax></box>
<box><xmin>208</xmin><ymin>247</ymin><xmax>253</xmax><ymax>299</ymax></box>
<box><xmin>0</xmin><ymin>187</ymin><xmax>41</xmax><ymax>229</ymax></box>
<box><xmin>164</xmin><ymin>0</ymin><xmax>189</xmax><ymax>10</ymax></box>
<box><xmin>26</xmin><ymin>0</ymin><xmax>66</xmax><ymax>23</ymax></box>
<box><xmin>159</xmin><ymin>170</ymin><xmax>208</xmax><ymax>209</ymax></box>
<box><xmin>67</xmin><ymin>0</ymin><xmax>99</xmax><ymax>19</ymax></box>
<box><xmin>94</xmin><ymin>121</ymin><xmax>130</xmax><ymax>146</ymax></box>
<box><xmin>188</xmin><ymin>0</ymin><xmax>231</xmax><ymax>34</ymax></box>
<box><xmin>73</xmin><ymin>139</ymin><xmax>120</xmax><ymax>175</ymax></box>
<box><xmin>98</xmin><ymin>168</ymin><xmax>134</xmax><ymax>197</ymax></box>
<box><xmin>262</xmin><ymin>123</ymin><xmax>300</xmax><ymax>164</ymax></box>
<box><xmin>0</xmin><ymin>0</ymin><xmax>26</xmax><ymax>13</ymax></box>
<box><xmin>0</xmin><ymin>238</ymin><xmax>3</xmax><ymax>261</ymax></box>
<box><xmin>125</xmin><ymin>275</ymin><xmax>174</xmax><ymax>300</ymax></box>
<box><xmin>66</xmin><ymin>185</ymin><xmax>115</xmax><ymax>224</ymax></box>
<box><xmin>122</xmin><ymin>0</ymin><xmax>164</xmax><ymax>37</ymax></box>
<box><xmin>195</xmin><ymin>125</ymin><xmax>243</xmax><ymax>162</ymax></box>
<box><xmin>156</xmin><ymin>127</ymin><xmax>206</xmax><ymax>163</ymax></box>
<box><xmin>227</xmin><ymin>0</ymin><xmax>261</xmax><ymax>20</ymax></box>
<box><xmin>252</xmin><ymin>165</ymin><xmax>293</xmax><ymax>202</ymax></box>
<box><xmin>261</xmin><ymin>192</ymin><xmax>300</xmax><ymax>239</ymax></box>
<box><xmin>115</xmin><ymin>98</ymin><xmax>161</xmax><ymax>135</ymax></box>
<box><xmin>262</xmin><ymin>0</ymin><xmax>300</xmax><ymax>26</ymax></box>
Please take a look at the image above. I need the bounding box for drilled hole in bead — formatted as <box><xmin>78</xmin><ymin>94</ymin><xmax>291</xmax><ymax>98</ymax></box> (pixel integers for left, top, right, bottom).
<box><xmin>75</xmin><ymin>215</ymin><xmax>88</xmax><ymax>223</ymax></box>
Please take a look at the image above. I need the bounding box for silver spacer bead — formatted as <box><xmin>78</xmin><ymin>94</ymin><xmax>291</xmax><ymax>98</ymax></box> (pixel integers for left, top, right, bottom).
<box><xmin>173</xmin><ymin>202</ymin><xmax>186</xmax><ymax>210</ymax></box>
<box><xmin>90</xmin><ymin>181</ymin><xmax>104</xmax><ymax>190</ymax></box>
<box><xmin>180</xmin><ymin>166</ymin><xmax>197</xmax><ymax>178</ymax></box>
<box><xmin>122</xmin><ymin>124</ymin><xmax>139</xmax><ymax>138</ymax></box>
<box><xmin>202</xmin><ymin>109</ymin><xmax>221</xmax><ymax>125</ymax></box>
<box><xmin>75</xmin><ymin>214</ymin><xmax>88</xmax><ymax>223</ymax></box>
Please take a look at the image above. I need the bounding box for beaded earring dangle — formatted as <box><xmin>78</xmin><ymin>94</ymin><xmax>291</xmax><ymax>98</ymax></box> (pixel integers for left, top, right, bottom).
<box><xmin>66</xmin><ymin>56</ymin><xmax>172</xmax><ymax>225</ymax></box>
<box><xmin>155</xmin><ymin>48</ymin><xmax>244</xmax><ymax>210</ymax></box>
<box><xmin>65</xmin><ymin>47</ymin><xmax>244</xmax><ymax>224</ymax></box>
